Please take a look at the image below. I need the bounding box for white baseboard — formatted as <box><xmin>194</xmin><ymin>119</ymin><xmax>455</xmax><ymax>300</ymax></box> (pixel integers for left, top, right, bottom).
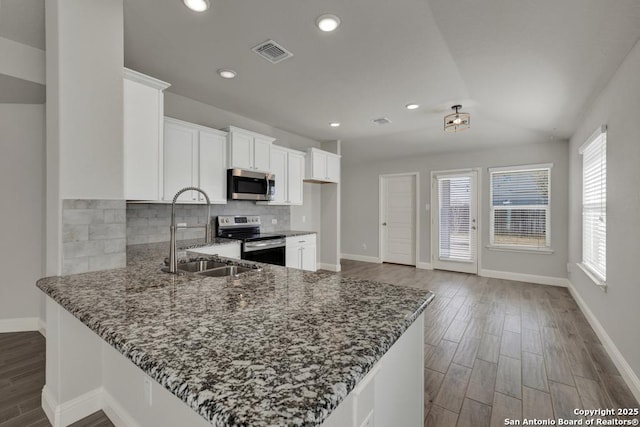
<box><xmin>42</xmin><ymin>385</ymin><xmax>103</xmax><ymax>427</ymax></box>
<box><xmin>479</xmin><ymin>269</ymin><xmax>569</xmax><ymax>287</ymax></box>
<box><xmin>341</xmin><ymin>253</ymin><xmax>382</xmax><ymax>263</ymax></box>
<box><xmin>42</xmin><ymin>385</ymin><xmax>140</xmax><ymax>427</ymax></box>
<box><xmin>416</xmin><ymin>262</ymin><xmax>433</xmax><ymax>270</ymax></box>
<box><xmin>566</xmin><ymin>280</ymin><xmax>640</xmax><ymax>403</ymax></box>
<box><xmin>102</xmin><ymin>388</ymin><xmax>141</xmax><ymax>427</ymax></box>
<box><xmin>38</xmin><ymin>318</ymin><xmax>46</xmax><ymax>337</ymax></box>
<box><xmin>0</xmin><ymin>317</ymin><xmax>40</xmax><ymax>333</ymax></box>
<box><xmin>319</xmin><ymin>263</ymin><xmax>341</xmax><ymax>272</ymax></box>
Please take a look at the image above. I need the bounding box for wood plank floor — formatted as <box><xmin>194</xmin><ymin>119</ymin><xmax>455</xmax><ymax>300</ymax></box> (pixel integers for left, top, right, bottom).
<box><xmin>2</xmin><ymin>261</ymin><xmax>637</xmax><ymax>426</ymax></box>
<box><xmin>0</xmin><ymin>331</ymin><xmax>112</xmax><ymax>427</ymax></box>
<box><xmin>339</xmin><ymin>259</ymin><xmax>639</xmax><ymax>427</ymax></box>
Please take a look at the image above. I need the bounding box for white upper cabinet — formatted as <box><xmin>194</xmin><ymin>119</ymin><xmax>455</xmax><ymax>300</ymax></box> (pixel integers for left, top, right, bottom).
<box><xmin>163</xmin><ymin>117</ymin><xmax>228</xmax><ymax>204</ymax></box>
<box><xmin>123</xmin><ymin>68</ymin><xmax>170</xmax><ymax>200</ymax></box>
<box><xmin>269</xmin><ymin>146</ymin><xmax>288</xmax><ymax>204</ymax></box>
<box><xmin>198</xmin><ymin>130</ymin><xmax>227</xmax><ymax>204</ymax></box>
<box><xmin>163</xmin><ymin>119</ymin><xmax>198</xmax><ymax>202</ymax></box>
<box><xmin>225</xmin><ymin>126</ymin><xmax>275</xmax><ymax>173</ymax></box>
<box><xmin>305</xmin><ymin>148</ymin><xmax>341</xmax><ymax>183</ymax></box>
<box><xmin>260</xmin><ymin>145</ymin><xmax>305</xmax><ymax>206</ymax></box>
<box><xmin>287</xmin><ymin>151</ymin><xmax>305</xmax><ymax>205</ymax></box>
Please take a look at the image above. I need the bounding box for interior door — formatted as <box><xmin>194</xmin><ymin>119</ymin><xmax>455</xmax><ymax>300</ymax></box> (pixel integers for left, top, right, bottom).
<box><xmin>381</xmin><ymin>174</ymin><xmax>416</xmax><ymax>265</ymax></box>
<box><xmin>432</xmin><ymin>171</ymin><xmax>478</xmax><ymax>274</ymax></box>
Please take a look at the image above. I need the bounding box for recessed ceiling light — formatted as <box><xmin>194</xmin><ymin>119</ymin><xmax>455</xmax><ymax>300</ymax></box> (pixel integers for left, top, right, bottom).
<box><xmin>316</xmin><ymin>14</ymin><xmax>341</xmax><ymax>32</ymax></box>
<box><xmin>217</xmin><ymin>69</ymin><xmax>237</xmax><ymax>79</ymax></box>
<box><xmin>329</xmin><ymin>122</ymin><xmax>340</xmax><ymax>127</ymax></box>
<box><xmin>183</xmin><ymin>0</ymin><xmax>210</xmax><ymax>12</ymax></box>
<box><xmin>405</xmin><ymin>103</ymin><xmax>420</xmax><ymax>110</ymax></box>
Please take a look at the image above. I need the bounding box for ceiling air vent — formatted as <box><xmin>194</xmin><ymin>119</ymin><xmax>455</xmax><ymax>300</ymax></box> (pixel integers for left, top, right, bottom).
<box><xmin>373</xmin><ymin>117</ymin><xmax>392</xmax><ymax>125</ymax></box>
<box><xmin>252</xmin><ymin>40</ymin><xmax>294</xmax><ymax>64</ymax></box>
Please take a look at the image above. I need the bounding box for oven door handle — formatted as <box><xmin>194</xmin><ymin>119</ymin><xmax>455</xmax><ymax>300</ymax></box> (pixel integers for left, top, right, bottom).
<box><xmin>244</xmin><ymin>239</ymin><xmax>286</xmax><ymax>252</ymax></box>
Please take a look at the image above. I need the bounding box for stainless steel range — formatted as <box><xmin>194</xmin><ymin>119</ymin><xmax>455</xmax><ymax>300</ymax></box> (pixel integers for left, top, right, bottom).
<box><xmin>216</xmin><ymin>216</ymin><xmax>286</xmax><ymax>266</ymax></box>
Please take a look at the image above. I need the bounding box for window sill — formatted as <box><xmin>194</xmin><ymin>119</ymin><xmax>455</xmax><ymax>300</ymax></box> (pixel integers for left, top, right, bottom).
<box><xmin>486</xmin><ymin>245</ymin><xmax>554</xmax><ymax>255</ymax></box>
<box><xmin>576</xmin><ymin>263</ymin><xmax>607</xmax><ymax>292</ymax></box>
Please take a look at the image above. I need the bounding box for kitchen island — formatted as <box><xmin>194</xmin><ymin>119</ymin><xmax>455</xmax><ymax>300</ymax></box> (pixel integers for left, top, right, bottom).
<box><xmin>37</xmin><ymin>242</ymin><xmax>434</xmax><ymax>427</ymax></box>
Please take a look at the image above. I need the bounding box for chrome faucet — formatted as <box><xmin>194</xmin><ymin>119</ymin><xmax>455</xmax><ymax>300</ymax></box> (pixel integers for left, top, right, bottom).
<box><xmin>168</xmin><ymin>187</ymin><xmax>212</xmax><ymax>273</ymax></box>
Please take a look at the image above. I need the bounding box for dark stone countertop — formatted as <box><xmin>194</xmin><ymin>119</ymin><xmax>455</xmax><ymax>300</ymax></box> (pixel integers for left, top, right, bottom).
<box><xmin>37</xmin><ymin>242</ymin><xmax>434</xmax><ymax>426</ymax></box>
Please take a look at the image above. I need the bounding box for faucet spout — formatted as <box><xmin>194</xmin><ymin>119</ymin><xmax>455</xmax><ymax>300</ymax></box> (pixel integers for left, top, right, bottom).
<box><xmin>168</xmin><ymin>187</ymin><xmax>212</xmax><ymax>273</ymax></box>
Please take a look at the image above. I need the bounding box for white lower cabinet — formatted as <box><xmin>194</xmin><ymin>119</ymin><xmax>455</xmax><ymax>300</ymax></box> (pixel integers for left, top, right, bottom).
<box><xmin>286</xmin><ymin>234</ymin><xmax>317</xmax><ymax>271</ymax></box>
<box><xmin>163</xmin><ymin>117</ymin><xmax>227</xmax><ymax>203</ymax></box>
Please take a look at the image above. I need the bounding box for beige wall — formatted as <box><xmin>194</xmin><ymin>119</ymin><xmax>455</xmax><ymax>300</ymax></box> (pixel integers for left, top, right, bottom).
<box><xmin>341</xmin><ymin>140</ymin><xmax>570</xmax><ymax>279</ymax></box>
<box><xmin>0</xmin><ymin>104</ymin><xmax>45</xmax><ymax>321</ymax></box>
<box><xmin>568</xmin><ymin>40</ymin><xmax>640</xmax><ymax>386</ymax></box>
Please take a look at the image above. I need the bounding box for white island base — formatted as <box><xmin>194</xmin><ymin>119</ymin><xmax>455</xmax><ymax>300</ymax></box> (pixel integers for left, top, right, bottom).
<box><xmin>42</xmin><ymin>297</ymin><xmax>425</xmax><ymax>427</ymax></box>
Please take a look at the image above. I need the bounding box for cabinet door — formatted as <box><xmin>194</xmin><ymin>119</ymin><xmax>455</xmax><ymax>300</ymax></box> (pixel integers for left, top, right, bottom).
<box><xmin>199</xmin><ymin>131</ymin><xmax>227</xmax><ymax>204</ymax></box>
<box><xmin>253</xmin><ymin>136</ymin><xmax>272</xmax><ymax>172</ymax></box>
<box><xmin>301</xmin><ymin>243</ymin><xmax>317</xmax><ymax>271</ymax></box>
<box><xmin>286</xmin><ymin>238</ymin><xmax>301</xmax><ymax>268</ymax></box>
<box><xmin>164</xmin><ymin>121</ymin><xmax>197</xmax><ymax>202</ymax></box>
<box><xmin>124</xmin><ymin>79</ymin><xmax>162</xmax><ymax>200</ymax></box>
<box><xmin>326</xmin><ymin>154</ymin><xmax>340</xmax><ymax>183</ymax></box>
<box><xmin>287</xmin><ymin>152</ymin><xmax>304</xmax><ymax>205</ymax></box>
<box><xmin>312</xmin><ymin>151</ymin><xmax>328</xmax><ymax>180</ymax></box>
<box><xmin>229</xmin><ymin>131</ymin><xmax>253</xmax><ymax>170</ymax></box>
<box><xmin>269</xmin><ymin>147</ymin><xmax>287</xmax><ymax>204</ymax></box>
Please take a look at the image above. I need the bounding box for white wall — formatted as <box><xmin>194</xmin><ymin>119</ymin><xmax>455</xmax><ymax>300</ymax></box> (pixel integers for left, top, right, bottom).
<box><xmin>0</xmin><ymin>104</ymin><xmax>45</xmax><ymax>322</ymax></box>
<box><xmin>341</xmin><ymin>140</ymin><xmax>569</xmax><ymax>278</ymax></box>
<box><xmin>568</xmin><ymin>40</ymin><xmax>640</xmax><ymax>385</ymax></box>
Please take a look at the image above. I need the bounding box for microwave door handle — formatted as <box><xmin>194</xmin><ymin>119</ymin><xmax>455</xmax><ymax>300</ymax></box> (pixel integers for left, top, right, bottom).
<box><xmin>265</xmin><ymin>175</ymin><xmax>269</xmax><ymax>199</ymax></box>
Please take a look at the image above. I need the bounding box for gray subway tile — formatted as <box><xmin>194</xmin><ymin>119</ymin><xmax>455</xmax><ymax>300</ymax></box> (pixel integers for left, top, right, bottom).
<box><xmin>62</xmin><ymin>257</ymin><xmax>89</xmax><ymax>275</ymax></box>
<box><xmin>62</xmin><ymin>224</ymin><xmax>89</xmax><ymax>243</ymax></box>
<box><xmin>89</xmin><ymin>223</ymin><xmax>126</xmax><ymax>240</ymax></box>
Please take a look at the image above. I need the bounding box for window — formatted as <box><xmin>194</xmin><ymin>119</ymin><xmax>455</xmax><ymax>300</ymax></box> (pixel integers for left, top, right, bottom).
<box><xmin>580</xmin><ymin>125</ymin><xmax>607</xmax><ymax>285</ymax></box>
<box><xmin>489</xmin><ymin>164</ymin><xmax>551</xmax><ymax>250</ymax></box>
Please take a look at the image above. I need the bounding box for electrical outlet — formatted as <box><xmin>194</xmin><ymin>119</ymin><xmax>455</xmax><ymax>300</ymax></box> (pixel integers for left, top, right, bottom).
<box><xmin>272</xmin><ymin>218</ymin><xmax>277</xmax><ymax>225</ymax></box>
<box><xmin>362</xmin><ymin>243</ymin><xmax>367</xmax><ymax>250</ymax></box>
<box><xmin>302</xmin><ymin>215</ymin><xmax>306</xmax><ymax>223</ymax></box>
<box><xmin>144</xmin><ymin>376</ymin><xmax>153</xmax><ymax>406</ymax></box>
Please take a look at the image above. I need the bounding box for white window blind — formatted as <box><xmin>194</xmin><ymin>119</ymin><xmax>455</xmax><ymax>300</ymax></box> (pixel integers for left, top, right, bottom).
<box><xmin>580</xmin><ymin>126</ymin><xmax>607</xmax><ymax>284</ymax></box>
<box><xmin>489</xmin><ymin>164</ymin><xmax>551</xmax><ymax>249</ymax></box>
<box><xmin>438</xmin><ymin>175</ymin><xmax>473</xmax><ymax>261</ymax></box>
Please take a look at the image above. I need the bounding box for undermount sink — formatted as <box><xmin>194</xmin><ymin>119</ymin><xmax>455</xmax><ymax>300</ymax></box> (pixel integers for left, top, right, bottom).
<box><xmin>196</xmin><ymin>265</ymin><xmax>254</xmax><ymax>277</ymax></box>
<box><xmin>176</xmin><ymin>260</ymin><xmax>227</xmax><ymax>273</ymax></box>
<box><xmin>164</xmin><ymin>260</ymin><xmax>259</xmax><ymax>278</ymax></box>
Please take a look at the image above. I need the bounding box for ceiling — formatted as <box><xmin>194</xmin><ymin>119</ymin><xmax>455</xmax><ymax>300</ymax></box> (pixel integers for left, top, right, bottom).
<box><xmin>4</xmin><ymin>1</ymin><xmax>640</xmax><ymax>161</ymax></box>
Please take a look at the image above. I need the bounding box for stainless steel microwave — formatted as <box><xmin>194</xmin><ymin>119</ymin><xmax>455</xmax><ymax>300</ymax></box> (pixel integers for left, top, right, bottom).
<box><xmin>227</xmin><ymin>169</ymin><xmax>275</xmax><ymax>201</ymax></box>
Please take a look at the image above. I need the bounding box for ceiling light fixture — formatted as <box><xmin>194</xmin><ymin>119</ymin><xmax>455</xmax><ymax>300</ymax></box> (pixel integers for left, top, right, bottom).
<box><xmin>182</xmin><ymin>0</ymin><xmax>210</xmax><ymax>12</ymax></box>
<box><xmin>217</xmin><ymin>69</ymin><xmax>237</xmax><ymax>79</ymax></box>
<box><xmin>444</xmin><ymin>104</ymin><xmax>470</xmax><ymax>133</ymax></box>
<box><xmin>329</xmin><ymin>122</ymin><xmax>341</xmax><ymax>127</ymax></box>
<box><xmin>316</xmin><ymin>14</ymin><xmax>341</xmax><ymax>32</ymax></box>
<box><xmin>405</xmin><ymin>103</ymin><xmax>420</xmax><ymax>110</ymax></box>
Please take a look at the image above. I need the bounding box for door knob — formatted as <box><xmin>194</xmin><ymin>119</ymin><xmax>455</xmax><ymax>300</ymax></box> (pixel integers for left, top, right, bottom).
<box><xmin>471</xmin><ymin>226</ymin><xmax>477</xmax><ymax>230</ymax></box>
<box><xmin>382</xmin><ymin>222</ymin><xmax>387</xmax><ymax>226</ymax></box>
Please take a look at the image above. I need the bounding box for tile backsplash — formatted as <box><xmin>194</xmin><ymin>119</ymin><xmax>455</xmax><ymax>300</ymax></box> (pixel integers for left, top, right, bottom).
<box><xmin>62</xmin><ymin>199</ymin><xmax>127</xmax><ymax>274</ymax></box>
<box><xmin>126</xmin><ymin>201</ymin><xmax>290</xmax><ymax>245</ymax></box>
